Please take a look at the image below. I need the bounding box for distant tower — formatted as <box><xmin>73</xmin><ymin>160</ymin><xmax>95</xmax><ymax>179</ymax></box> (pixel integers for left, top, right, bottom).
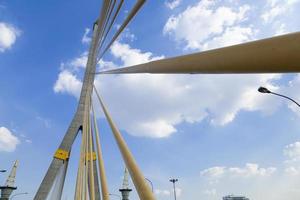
<box><xmin>119</xmin><ymin>168</ymin><xmax>132</xmax><ymax>200</ymax></box>
<box><xmin>223</xmin><ymin>195</ymin><xmax>250</xmax><ymax>200</ymax></box>
<box><xmin>0</xmin><ymin>160</ymin><xmax>18</xmax><ymax>200</ymax></box>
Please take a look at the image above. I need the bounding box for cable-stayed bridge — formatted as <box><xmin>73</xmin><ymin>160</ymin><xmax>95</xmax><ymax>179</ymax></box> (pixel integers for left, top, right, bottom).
<box><xmin>33</xmin><ymin>1</ymin><xmax>300</xmax><ymax>200</ymax></box>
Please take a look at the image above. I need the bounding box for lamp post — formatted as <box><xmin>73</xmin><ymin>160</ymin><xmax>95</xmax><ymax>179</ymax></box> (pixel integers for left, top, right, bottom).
<box><xmin>0</xmin><ymin>170</ymin><xmax>6</xmax><ymax>173</ymax></box>
<box><xmin>258</xmin><ymin>86</ymin><xmax>300</xmax><ymax>107</ymax></box>
<box><xmin>10</xmin><ymin>192</ymin><xmax>28</xmax><ymax>199</ymax></box>
<box><xmin>169</xmin><ymin>178</ymin><xmax>178</xmax><ymax>200</ymax></box>
<box><xmin>109</xmin><ymin>193</ymin><xmax>121</xmax><ymax>200</ymax></box>
<box><xmin>145</xmin><ymin>178</ymin><xmax>154</xmax><ymax>193</ymax></box>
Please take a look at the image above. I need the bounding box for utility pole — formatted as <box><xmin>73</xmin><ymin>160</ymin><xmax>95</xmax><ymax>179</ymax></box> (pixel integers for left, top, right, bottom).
<box><xmin>169</xmin><ymin>178</ymin><xmax>178</xmax><ymax>200</ymax></box>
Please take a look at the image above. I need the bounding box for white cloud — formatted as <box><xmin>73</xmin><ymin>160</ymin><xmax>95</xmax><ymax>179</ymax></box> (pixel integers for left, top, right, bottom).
<box><xmin>69</xmin><ymin>52</ymin><xmax>88</xmax><ymax>69</ymax></box>
<box><xmin>121</xmin><ymin>28</ymin><xmax>136</xmax><ymax>42</ymax></box>
<box><xmin>155</xmin><ymin>189</ymin><xmax>171</xmax><ymax>196</ymax></box>
<box><xmin>201</xmin><ymin>26</ymin><xmax>253</xmax><ymax>51</ymax></box>
<box><xmin>228</xmin><ymin>163</ymin><xmax>276</xmax><ymax>177</ymax></box>
<box><xmin>165</xmin><ymin>0</ymin><xmax>181</xmax><ymax>10</ymax></box>
<box><xmin>54</xmin><ymin>0</ymin><xmax>300</xmax><ymax>139</ymax></box>
<box><xmin>285</xmin><ymin>166</ymin><xmax>300</xmax><ymax>176</ymax></box>
<box><xmin>261</xmin><ymin>5</ymin><xmax>285</xmax><ymax>23</ymax></box>
<box><xmin>274</xmin><ymin>23</ymin><xmax>288</xmax><ymax>36</ymax></box>
<box><xmin>201</xmin><ymin>163</ymin><xmax>276</xmax><ymax>179</ymax></box>
<box><xmin>261</xmin><ymin>0</ymin><xmax>300</xmax><ymax>23</ymax></box>
<box><xmin>36</xmin><ymin>116</ymin><xmax>52</xmax><ymax>128</ymax></box>
<box><xmin>82</xmin><ymin>28</ymin><xmax>91</xmax><ymax>44</ymax></box>
<box><xmin>280</xmin><ymin>74</ymin><xmax>300</xmax><ymax>116</ymax></box>
<box><xmin>60</xmin><ymin>52</ymin><xmax>88</xmax><ymax>71</ymax></box>
<box><xmin>97</xmin><ymin>72</ymin><xmax>281</xmax><ymax>137</ymax></box>
<box><xmin>284</xmin><ymin>141</ymin><xmax>300</xmax><ymax>163</ymax></box>
<box><xmin>200</xmin><ymin>166</ymin><xmax>225</xmax><ymax>178</ymax></box>
<box><xmin>163</xmin><ymin>0</ymin><xmax>252</xmax><ymax>50</ymax></box>
<box><xmin>197</xmin><ymin>143</ymin><xmax>300</xmax><ymax>200</ymax></box>
<box><xmin>203</xmin><ymin>188</ymin><xmax>217</xmax><ymax>196</ymax></box>
<box><xmin>155</xmin><ymin>187</ymin><xmax>182</xmax><ymax>198</ymax></box>
<box><xmin>110</xmin><ymin>41</ymin><xmax>164</xmax><ymax>67</ymax></box>
<box><xmin>53</xmin><ymin>70</ymin><xmax>82</xmax><ymax>97</ymax></box>
<box><xmin>176</xmin><ymin>187</ymin><xmax>182</xmax><ymax>197</ymax></box>
<box><xmin>54</xmin><ymin>38</ymin><xmax>283</xmax><ymax>138</ymax></box>
<box><xmin>25</xmin><ymin>139</ymin><xmax>32</xmax><ymax>144</ymax></box>
<box><xmin>98</xmin><ymin>59</ymin><xmax>118</xmax><ymax>71</ymax></box>
<box><xmin>0</xmin><ymin>127</ymin><xmax>20</xmax><ymax>152</ymax></box>
<box><xmin>0</xmin><ymin>22</ymin><xmax>20</xmax><ymax>52</ymax></box>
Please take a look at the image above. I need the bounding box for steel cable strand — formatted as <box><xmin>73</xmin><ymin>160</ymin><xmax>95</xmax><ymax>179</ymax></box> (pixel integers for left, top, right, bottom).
<box><xmin>97</xmin><ymin>0</ymin><xmax>116</xmax><ymax>50</ymax></box>
<box><xmin>98</xmin><ymin>0</ymin><xmax>124</xmax><ymax>53</ymax></box>
<box><xmin>91</xmin><ymin>99</ymin><xmax>110</xmax><ymax>200</ymax></box>
<box><xmin>98</xmin><ymin>0</ymin><xmax>146</xmax><ymax>59</ymax></box>
<box><xmin>88</xmin><ymin>98</ymin><xmax>96</xmax><ymax>200</ymax></box>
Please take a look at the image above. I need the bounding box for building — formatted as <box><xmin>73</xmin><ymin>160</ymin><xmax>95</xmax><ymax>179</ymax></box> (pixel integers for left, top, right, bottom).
<box><xmin>223</xmin><ymin>195</ymin><xmax>250</xmax><ymax>200</ymax></box>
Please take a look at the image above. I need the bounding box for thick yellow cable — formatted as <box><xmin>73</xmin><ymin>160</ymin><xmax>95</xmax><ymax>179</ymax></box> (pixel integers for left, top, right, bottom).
<box><xmin>88</xmin><ymin>99</ymin><xmax>96</xmax><ymax>200</ymax></box>
<box><xmin>94</xmin><ymin>86</ymin><xmax>155</xmax><ymax>200</ymax></box>
<box><xmin>75</xmin><ymin>128</ymin><xmax>85</xmax><ymax>199</ymax></box>
<box><xmin>98</xmin><ymin>32</ymin><xmax>300</xmax><ymax>74</ymax></box>
<box><xmin>91</xmin><ymin>101</ymin><xmax>110</xmax><ymax>200</ymax></box>
<box><xmin>75</xmin><ymin>93</ymin><xmax>91</xmax><ymax>200</ymax></box>
<box><xmin>84</xmin><ymin>100</ymin><xmax>90</xmax><ymax>200</ymax></box>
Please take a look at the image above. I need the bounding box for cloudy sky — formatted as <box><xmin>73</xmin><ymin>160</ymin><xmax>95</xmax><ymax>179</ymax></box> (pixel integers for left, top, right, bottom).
<box><xmin>1</xmin><ymin>0</ymin><xmax>300</xmax><ymax>199</ymax></box>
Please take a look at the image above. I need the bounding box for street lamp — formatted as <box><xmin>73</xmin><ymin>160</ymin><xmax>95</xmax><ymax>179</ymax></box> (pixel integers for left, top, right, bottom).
<box><xmin>169</xmin><ymin>178</ymin><xmax>178</xmax><ymax>200</ymax></box>
<box><xmin>145</xmin><ymin>178</ymin><xmax>154</xmax><ymax>193</ymax></box>
<box><xmin>109</xmin><ymin>193</ymin><xmax>121</xmax><ymax>200</ymax></box>
<box><xmin>258</xmin><ymin>86</ymin><xmax>300</xmax><ymax>107</ymax></box>
<box><xmin>10</xmin><ymin>192</ymin><xmax>28</xmax><ymax>199</ymax></box>
<box><xmin>0</xmin><ymin>170</ymin><xmax>6</xmax><ymax>173</ymax></box>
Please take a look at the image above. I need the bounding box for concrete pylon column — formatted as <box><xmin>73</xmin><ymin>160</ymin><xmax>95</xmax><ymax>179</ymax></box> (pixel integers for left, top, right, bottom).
<box><xmin>34</xmin><ymin>22</ymin><xmax>100</xmax><ymax>200</ymax></box>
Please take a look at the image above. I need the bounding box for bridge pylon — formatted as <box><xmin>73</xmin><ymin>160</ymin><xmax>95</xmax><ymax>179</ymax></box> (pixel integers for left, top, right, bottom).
<box><xmin>34</xmin><ymin>1</ymin><xmax>156</xmax><ymax>200</ymax></box>
<box><xmin>34</xmin><ymin>21</ymin><xmax>101</xmax><ymax>200</ymax></box>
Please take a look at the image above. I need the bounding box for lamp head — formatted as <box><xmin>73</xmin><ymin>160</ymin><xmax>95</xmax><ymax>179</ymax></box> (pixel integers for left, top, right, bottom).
<box><xmin>258</xmin><ymin>87</ymin><xmax>271</xmax><ymax>94</ymax></box>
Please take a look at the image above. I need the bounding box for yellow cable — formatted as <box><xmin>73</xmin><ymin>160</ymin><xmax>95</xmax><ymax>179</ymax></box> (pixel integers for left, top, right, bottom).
<box><xmin>92</xmin><ymin>100</ymin><xmax>110</xmax><ymax>200</ymax></box>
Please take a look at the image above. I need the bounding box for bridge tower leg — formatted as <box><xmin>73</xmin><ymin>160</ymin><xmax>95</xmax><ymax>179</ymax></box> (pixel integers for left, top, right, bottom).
<box><xmin>34</xmin><ymin>23</ymin><xmax>100</xmax><ymax>200</ymax></box>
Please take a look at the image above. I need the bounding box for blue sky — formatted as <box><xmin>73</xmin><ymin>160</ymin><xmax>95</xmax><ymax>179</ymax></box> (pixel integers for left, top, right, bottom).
<box><xmin>1</xmin><ymin>0</ymin><xmax>300</xmax><ymax>199</ymax></box>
